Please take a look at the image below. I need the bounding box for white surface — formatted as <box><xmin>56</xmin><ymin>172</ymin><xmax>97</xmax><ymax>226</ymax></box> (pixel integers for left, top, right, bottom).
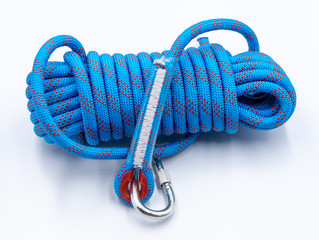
<box><xmin>0</xmin><ymin>0</ymin><xmax>319</xmax><ymax>239</ymax></box>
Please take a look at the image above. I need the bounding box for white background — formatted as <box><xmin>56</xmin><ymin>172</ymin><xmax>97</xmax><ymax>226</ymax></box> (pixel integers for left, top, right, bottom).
<box><xmin>0</xmin><ymin>0</ymin><xmax>318</xmax><ymax>239</ymax></box>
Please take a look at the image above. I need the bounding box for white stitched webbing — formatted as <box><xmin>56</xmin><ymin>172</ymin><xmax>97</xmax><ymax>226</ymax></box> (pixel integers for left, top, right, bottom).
<box><xmin>133</xmin><ymin>68</ymin><xmax>166</xmax><ymax>167</ymax></box>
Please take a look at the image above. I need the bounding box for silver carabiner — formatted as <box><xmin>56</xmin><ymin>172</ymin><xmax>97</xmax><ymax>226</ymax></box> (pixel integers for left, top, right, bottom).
<box><xmin>130</xmin><ymin>158</ymin><xmax>175</xmax><ymax>219</ymax></box>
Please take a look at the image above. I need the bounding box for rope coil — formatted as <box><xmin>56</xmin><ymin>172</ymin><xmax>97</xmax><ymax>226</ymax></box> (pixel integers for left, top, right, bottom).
<box><xmin>26</xmin><ymin>18</ymin><xmax>296</xmax><ymax>207</ymax></box>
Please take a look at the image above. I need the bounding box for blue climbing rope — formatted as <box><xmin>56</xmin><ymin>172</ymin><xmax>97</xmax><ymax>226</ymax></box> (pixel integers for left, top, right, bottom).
<box><xmin>26</xmin><ymin>18</ymin><xmax>296</xmax><ymax>205</ymax></box>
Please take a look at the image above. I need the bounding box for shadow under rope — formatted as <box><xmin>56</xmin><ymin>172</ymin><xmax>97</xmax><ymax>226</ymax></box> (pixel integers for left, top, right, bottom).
<box><xmin>38</xmin><ymin>139</ymin><xmax>125</xmax><ymax>207</ymax></box>
<box><xmin>36</xmin><ymin>125</ymin><xmax>290</xmax><ymax>208</ymax></box>
<box><xmin>195</xmin><ymin>126</ymin><xmax>290</xmax><ymax>165</ymax></box>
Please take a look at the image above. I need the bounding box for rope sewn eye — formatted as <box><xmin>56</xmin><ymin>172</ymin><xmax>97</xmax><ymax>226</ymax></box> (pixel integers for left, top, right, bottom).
<box><xmin>26</xmin><ymin>18</ymin><xmax>296</xmax><ymax>210</ymax></box>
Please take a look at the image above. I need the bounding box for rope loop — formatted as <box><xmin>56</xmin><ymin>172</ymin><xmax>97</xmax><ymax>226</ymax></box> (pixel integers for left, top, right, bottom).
<box><xmin>26</xmin><ymin>18</ymin><xmax>296</xmax><ymax>205</ymax></box>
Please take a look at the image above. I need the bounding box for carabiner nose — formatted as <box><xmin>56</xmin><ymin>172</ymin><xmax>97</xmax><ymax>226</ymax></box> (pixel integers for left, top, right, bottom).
<box><xmin>130</xmin><ymin>158</ymin><xmax>175</xmax><ymax>219</ymax></box>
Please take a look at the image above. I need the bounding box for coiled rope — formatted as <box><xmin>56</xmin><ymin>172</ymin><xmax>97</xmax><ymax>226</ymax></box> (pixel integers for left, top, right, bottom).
<box><xmin>26</xmin><ymin>19</ymin><xmax>296</xmax><ymax>205</ymax></box>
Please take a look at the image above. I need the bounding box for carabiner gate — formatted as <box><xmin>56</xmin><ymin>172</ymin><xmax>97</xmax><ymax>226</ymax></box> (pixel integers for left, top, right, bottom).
<box><xmin>130</xmin><ymin>158</ymin><xmax>175</xmax><ymax>219</ymax></box>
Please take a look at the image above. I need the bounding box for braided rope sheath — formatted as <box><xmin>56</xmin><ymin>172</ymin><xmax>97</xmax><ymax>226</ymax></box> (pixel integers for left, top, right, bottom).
<box><xmin>26</xmin><ymin>19</ymin><xmax>296</xmax><ymax>205</ymax></box>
